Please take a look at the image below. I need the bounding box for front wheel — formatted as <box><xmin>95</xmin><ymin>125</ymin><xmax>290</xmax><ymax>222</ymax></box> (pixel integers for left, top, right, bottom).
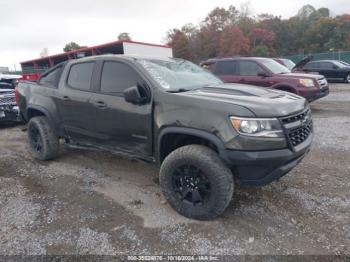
<box><xmin>160</xmin><ymin>145</ymin><xmax>234</xmax><ymax>220</ymax></box>
<box><xmin>345</xmin><ymin>73</ymin><xmax>350</xmax><ymax>83</ymax></box>
<box><xmin>27</xmin><ymin>116</ymin><xmax>59</xmax><ymax>161</ymax></box>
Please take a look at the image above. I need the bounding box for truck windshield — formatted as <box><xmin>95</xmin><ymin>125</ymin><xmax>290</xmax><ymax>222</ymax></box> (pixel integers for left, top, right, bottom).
<box><xmin>261</xmin><ymin>59</ymin><xmax>291</xmax><ymax>74</ymax></box>
<box><xmin>137</xmin><ymin>58</ymin><xmax>222</xmax><ymax>92</ymax></box>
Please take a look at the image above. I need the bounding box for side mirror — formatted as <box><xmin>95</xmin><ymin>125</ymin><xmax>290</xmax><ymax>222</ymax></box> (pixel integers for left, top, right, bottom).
<box><xmin>258</xmin><ymin>72</ymin><xmax>269</xmax><ymax>78</ymax></box>
<box><xmin>124</xmin><ymin>85</ymin><xmax>150</xmax><ymax>105</ymax></box>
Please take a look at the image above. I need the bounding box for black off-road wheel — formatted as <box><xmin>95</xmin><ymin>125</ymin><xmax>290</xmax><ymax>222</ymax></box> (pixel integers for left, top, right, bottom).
<box><xmin>27</xmin><ymin>116</ymin><xmax>59</xmax><ymax>161</ymax></box>
<box><xmin>160</xmin><ymin>145</ymin><xmax>234</xmax><ymax>220</ymax></box>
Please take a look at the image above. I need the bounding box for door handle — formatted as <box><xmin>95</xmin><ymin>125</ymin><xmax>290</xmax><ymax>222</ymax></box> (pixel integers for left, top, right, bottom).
<box><xmin>62</xmin><ymin>95</ymin><xmax>70</xmax><ymax>101</ymax></box>
<box><xmin>93</xmin><ymin>101</ymin><xmax>107</xmax><ymax>109</ymax></box>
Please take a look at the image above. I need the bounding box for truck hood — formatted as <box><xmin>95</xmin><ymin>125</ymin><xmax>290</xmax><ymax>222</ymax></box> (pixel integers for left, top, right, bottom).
<box><xmin>292</xmin><ymin>55</ymin><xmax>313</xmax><ymax>70</ymax></box>
<box><xmin>0</xmin><ymin>73</ymin><xmax>22</xmax><ymax>80</ymax></box>
<box><xmin>180</xmin><ymin>84</ymin><xmax>308</xmax><ymax>118</ymax></box>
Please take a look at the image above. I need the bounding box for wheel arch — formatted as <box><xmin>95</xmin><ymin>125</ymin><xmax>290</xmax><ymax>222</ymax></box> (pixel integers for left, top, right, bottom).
<box><xmin>26</xmin><ymin>105</ymin><xmax>61</xmax><ymax>134</ymax></box>
<box><xmin>157</xmin><ymin>127</ymin><xmax>228</xmax><ymax>164</ymax></box>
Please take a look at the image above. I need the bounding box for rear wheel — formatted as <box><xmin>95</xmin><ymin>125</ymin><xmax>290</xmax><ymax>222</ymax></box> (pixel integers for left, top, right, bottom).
<box><xmin>160</xmin><ymin>145</ymin><xmax>234</xmax><ymax>220</ymax></box>
<box><xmin>27</xmin><ymin>116</ymin><xmax>59</xmax><ymax>161</ymax></box>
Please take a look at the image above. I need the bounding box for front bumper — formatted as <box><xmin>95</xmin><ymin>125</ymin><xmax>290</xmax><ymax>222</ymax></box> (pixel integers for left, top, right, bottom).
<box><xmin>0</xmin><ymin>106</ymin><xmax>20</xmax><ymax>122</ymax></box>
<box><xmin>298</xmin><ymin>84</ymin><xmax>329</xmax><ymax>102</ymax></box>
<box><xmin>308</xmin><ymin>87</ymin><xmax>329</xmax><ymax>102</ymax></box>
<box><xmin>222</xmin><ymin>132</ymin><xmax>313</xmax><ymax>186</ymax></box>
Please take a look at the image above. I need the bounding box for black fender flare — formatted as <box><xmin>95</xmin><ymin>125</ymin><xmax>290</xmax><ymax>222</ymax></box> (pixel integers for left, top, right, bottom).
<box><xmin>26</xmin><ymin>104</ymin><xmax>60</xmax><ymax>133</ymax></box>
<box><xmin>157</xmin><ymin>126</ymin><xmax>229</xmax><ymax>164</ymax></box>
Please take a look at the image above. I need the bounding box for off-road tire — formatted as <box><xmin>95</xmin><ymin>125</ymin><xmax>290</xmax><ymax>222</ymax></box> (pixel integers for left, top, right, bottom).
<box><xmin>160</xmin><ymin>145</ymin><xmax>234</xmax><ymax>220</ymax></box>
<box><xmin>27</xmin><ymin>116</ymin><xmax>59</xmax><ymax>161</ymax></box>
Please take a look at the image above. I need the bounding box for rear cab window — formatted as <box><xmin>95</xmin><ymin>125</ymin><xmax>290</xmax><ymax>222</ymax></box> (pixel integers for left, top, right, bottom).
<box><xmin>67</xmin><ymin>62</ymin><xmax>95</xmax><ymax>91</ymax></box>
<box><xmin>39</xmin><ymin>65</ymin><xmax>63</xmax><ymax>88</ymax></box>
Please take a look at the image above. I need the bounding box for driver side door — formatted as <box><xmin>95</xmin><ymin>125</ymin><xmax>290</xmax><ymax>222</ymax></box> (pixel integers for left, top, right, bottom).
<box><xmin>89</xmin><ymin>60</ymin><xmax>153</xmax><ymax>158</ymax></box>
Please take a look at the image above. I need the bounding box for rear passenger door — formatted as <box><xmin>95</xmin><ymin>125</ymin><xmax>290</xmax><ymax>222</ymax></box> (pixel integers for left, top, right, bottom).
<box><xmin>90</xmin><ymin>60</ymin><xmax>153</xmax><ymax>158</ymax></box>
<box><xmin>56</xmin><ymin>61</ymin><xmax>98</xmax><ymax>141</ymax></box>
<box><xmin>213</xmin><ymin>61</ymin><xmax>240</xmax><ymax>83</ymax></box>
<box><xmin>318</xmin><ymin>62</ymin><xmax>337</xmax><ymax>79</ymax></box>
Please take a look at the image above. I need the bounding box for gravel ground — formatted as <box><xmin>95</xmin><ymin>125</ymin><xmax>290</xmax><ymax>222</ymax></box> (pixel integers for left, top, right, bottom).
<box><xmin>0</xmin><ymin>83</ymin><xmax>349</xmax><ymax>255</ymax></box>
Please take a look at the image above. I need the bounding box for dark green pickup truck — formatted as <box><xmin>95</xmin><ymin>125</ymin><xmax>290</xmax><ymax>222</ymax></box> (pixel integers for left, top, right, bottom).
<box><xmin>17</xmin><ymin>55</ymin><xmax>313</xmax><ymax>220</ymax></box>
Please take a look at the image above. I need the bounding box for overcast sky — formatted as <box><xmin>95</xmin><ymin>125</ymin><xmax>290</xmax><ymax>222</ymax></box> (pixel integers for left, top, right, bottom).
<box><xmin>1</xmin><ymin>0</ymin><xmax>349</xmax><ymax>70</ymax></box>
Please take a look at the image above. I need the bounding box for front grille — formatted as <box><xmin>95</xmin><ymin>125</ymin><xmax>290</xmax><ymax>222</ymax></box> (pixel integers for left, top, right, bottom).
<box><xmin>281</xmin><ymin>109</ymin><xmax>310</xmax><ymax>125</ymax></box>
<box><xmin>317</xmin><ymin>78</ymin><xmax>328</xmax><ymax>90</ymax></box>
<box><xmin>0</xmin><ymin>96</ymin><xmax>16</xmax><ymax>105</ymax></box>
<box><xmin>288</xmin><ymin>122</ymin><xmax>312</xmax><ymax>147</ymax></box>
<box><xmin>280</xmin><ymin>109</ymin><xmax>313</xmax><ymax>148</ymax></box>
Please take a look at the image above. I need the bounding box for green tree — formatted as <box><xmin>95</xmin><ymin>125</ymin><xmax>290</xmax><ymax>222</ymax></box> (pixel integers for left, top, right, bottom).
<box><xmin>251</xmin><ymin>45</ymin><xmax>270</xmax><ymax>57</ymax></box>
<box><xmin>63</xmin><ymin>42</ymin><xmax>87</xmax><ymax>52</ymax></box>
<box><xmin>118</xmin><ymin>32</ymin><xmax>132</xmax><ymax>41</ymax></box>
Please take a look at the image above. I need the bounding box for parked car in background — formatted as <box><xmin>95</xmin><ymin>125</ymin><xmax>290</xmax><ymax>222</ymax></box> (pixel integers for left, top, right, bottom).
<box><xmin>202</xmin><ymin>57</ymin><xmax>329</xmax><ymax>102</ymax></box>
<box><xmin>274</xmin><ymin>56</ymin><xmax>314</xmax><ymax>73</ymax></box>
<box><xmin>0</xmin><ymin>73</ymin><xmax>21</xmax><ymax>123</ymax></box>
<box><xmin>273</xmin><ymin>58</ymin><xmax>296</xmax><ymax>70</ymax></box>
<box><xmin>17</xmin><ymin>55</ymin><xmax>313</xmax><ymax>220</ymax></box>
<box><xmin>301</xmin><ymin>60</ymin><xmax>350</xmax><ymax>83</ymax></box>
<box><xmin>0</xmin><ymin>73</ymin><xmax>21</xmax><ymax>89</ymax></box>
<box><xmin>0</xmin><ymin>88</ymin><xmax>19</xmax><ymax>123</ymax></box>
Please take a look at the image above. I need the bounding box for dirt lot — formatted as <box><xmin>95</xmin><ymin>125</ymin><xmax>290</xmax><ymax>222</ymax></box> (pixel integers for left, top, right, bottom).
<box><xmin>0</xmin><ymin>83</ymin><xmax>349</xmax><ymax>255</ymax></box>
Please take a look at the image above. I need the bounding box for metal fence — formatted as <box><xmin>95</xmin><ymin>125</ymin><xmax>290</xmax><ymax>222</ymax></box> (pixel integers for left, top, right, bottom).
<box><xmin>285</xmin><ymin>51</ymin><xmax>350</xmax><ymax>64</ymax></box>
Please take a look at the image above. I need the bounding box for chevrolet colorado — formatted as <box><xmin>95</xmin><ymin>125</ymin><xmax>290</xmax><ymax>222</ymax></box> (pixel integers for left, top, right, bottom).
<box><xmin>17</xmin><ymin>55</ymin><xmax>313</xmax><ymax>220</ymax></box>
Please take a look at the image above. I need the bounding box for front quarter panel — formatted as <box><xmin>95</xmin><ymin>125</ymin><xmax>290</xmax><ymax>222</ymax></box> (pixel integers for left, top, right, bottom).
<box><xmin>154</xmin><ymin>90</ymin><xmax>254</xmax><ymax>146</ymax></box>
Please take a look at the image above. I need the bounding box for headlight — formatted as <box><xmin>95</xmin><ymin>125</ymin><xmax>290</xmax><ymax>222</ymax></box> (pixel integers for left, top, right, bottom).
<box><xmin>299</xmin><ymin>78</ymin><xmax>314</xmax><ymax>87</ymax></box>
<box><xmin>230</xmin><ymin>117</ymin><xmax>284</xmax><ymax>138</ymax></box>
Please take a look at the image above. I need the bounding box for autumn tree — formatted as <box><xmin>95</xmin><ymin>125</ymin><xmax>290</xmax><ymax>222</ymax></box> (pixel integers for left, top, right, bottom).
<box><xmin>250</xmin><ymin>28</ymin><xmax>276</xmax><ymax>48</ymax></box>
<box><xmin>219</xmin><ymin>26</ymin><xmax>250</xmax><ymax>57</ymax></box>
<box><xmin>165</xmin><ymin>4</ymin><xmax>350</xmax><ymax>62</ymax></box>
<box><xmin>166</xmin><ymin>29</ymin><xmax>193</xmax><ymax>60</ymax></box>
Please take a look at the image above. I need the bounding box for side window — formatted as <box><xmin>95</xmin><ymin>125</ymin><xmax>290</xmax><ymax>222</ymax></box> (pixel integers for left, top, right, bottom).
<box><xmin>100</xmin><ymin>61</ymin><xmax>142</xmax><ymax>94</ymax></box>
<box><xmin>214</xmin><ymin>61</ymin><xmax>237</xmax><ymax>75</ymax></box>
<box><xmin>304</xmin><ymin>62</ymin><xmax>317</xmax><ymax>69</ymax></box>
<box><xmin>39</xmin><ymin>66</ymin><xmax>62</xmax><ymax>88</ymax></box>
<box><xmin>67</xmin><ymin>62</ymin><xmax>94</xmax><ymax>91</ymax></box>
<box><xmin>320</xmin><ymin>62</ymin><xmax>333</xmax><ymax>69</ymax></box>
<box><xmin>313</xmin><ymin>62</ymin><xmax>320</xmax><ymax>69</ymax></box>
<box><xmin>238</xmin><ymin>61</ymin><xmax>264</xmax><ymax>76</ymax></box>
